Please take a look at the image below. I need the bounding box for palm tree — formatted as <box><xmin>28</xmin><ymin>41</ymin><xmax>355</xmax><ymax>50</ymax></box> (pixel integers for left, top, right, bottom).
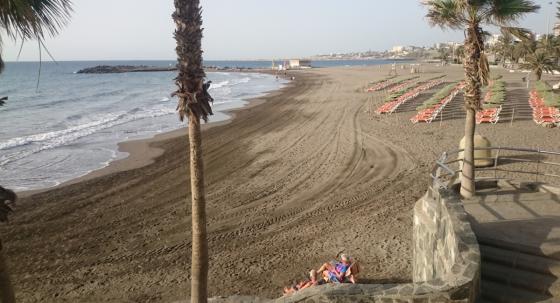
<box><xmin>537</xmin><ymin>34</ymin><xmax>560</xmax><ymax>62</ymax></box>
<box><xmin>423</xmin><ymin>0</ymin><xmax>539</xmax><ymax>198</ymax></box>
<box><xmin>172</xmin><ymin>0</ymin><xmax>213</xmax><ymax>302</ymax></box>
<box><xmin>521</xmin><ymin>49</ymin><xmax>558</xmax><ymax>80</ymax></box>
<box><xmin>494</xmin><ymin>32</ymin><xmax>516</xmax><ymax>66</ymax></box>
<box><xmin>455</xmin><ymin>45</ymin><xmax>465</xmax><ymax>64</ymax></box>
<box><xmin>513</xmin><ymin>38</ymin><xmax>535</xmax><ymax>63</ymax></box>
<box><xmin>438</xmin><ymin>47</ymin><xmax>451</xmax><ymax>64</ymax></box>
<box><xmin>0</xmin><ymin>187</ymin><xmax>16</xmax><ymax>303</ymax></box>
<box><xmin>0</xmin><ymin>1</ymin><xmax>71</xmax><ymax>301</ymax></box>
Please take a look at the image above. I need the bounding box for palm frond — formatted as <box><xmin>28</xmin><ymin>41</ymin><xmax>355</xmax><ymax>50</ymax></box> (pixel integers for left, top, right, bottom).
<box><xmin>484</xmin><ymin>0</ymin><xmax>540</xmax><ymax>25</ymax></box>
<box><xmin>423</xmin><ymin>0</ymin><xmax>467</xmax><ymax>29</ymax></box>
<box><xmin>0</xmin><ymin>0</ymin><xmax>73</xmax><ymax>40</ymax></box>
<box><xmin>0</xmin><ymin>0</ymin><xmax>73</xmax><ymax>72</ymax></box>
<box><xmin>501</xmin><ymin>26</ymin><xmax>532</xmax><ymax>41</ymax></box>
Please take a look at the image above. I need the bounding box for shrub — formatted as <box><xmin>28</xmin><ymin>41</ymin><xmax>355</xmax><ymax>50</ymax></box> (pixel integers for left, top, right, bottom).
<box><xmin>417</xmin><ymin>83</ymin><xmax>458</xmax><ymax>110</ymax></box>
<box><xmin>483</xmin><ymin>80</ymin><xmax>506</xmax><ymax>108</ymax></box>
<box><xmin>535</xmin><ymin>81</ymin><xmax>560</xmax><ymax>108</ymax></box>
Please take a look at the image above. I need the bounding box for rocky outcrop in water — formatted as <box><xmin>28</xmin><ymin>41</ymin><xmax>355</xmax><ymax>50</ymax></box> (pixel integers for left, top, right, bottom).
<box><xmin>77</xmin><ymin>65</ymin><xmax>261</xmax><ymax>74</ymax></box>
<box><xmin>76</xmin><ymin>65</ymin><xmax>176</xmax><ymax>74</ymax></box>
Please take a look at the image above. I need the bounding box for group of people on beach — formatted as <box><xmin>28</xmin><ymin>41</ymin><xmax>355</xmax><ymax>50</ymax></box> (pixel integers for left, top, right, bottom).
<box><xmin>283</xmin><ymin>253</ymin><xmax>360</xmax><ymax>296</ymax></box>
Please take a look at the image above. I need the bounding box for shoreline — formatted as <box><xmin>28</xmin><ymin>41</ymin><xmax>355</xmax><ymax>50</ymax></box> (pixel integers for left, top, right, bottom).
<box><xmin>19</xmin><ymin>73</ymin><xmax>294</xmax><ymax>198</ymax></box>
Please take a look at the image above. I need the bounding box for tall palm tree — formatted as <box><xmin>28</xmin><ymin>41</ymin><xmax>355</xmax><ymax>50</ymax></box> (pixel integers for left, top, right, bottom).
<box><xmin>423</xmin><ymin>0</ymin><xmax>539</xmax><ymax>198</ymax></box>
<box><xmin>515</xmin><ymin>37</ymin><xmax>534</xmax><ymax>59</ymax></box>
<box><xmin>0</xmin><ymin>1</ymin><xmax>71</xmax><ymax>301</ymax></box>
<box><xmin>455</xmin><ymin>44</ymin><xmax>465</xmax><ymax>64</ymax></box>
<box><xmin>0</xmin><ymin>187</ymin><xmax>16</xmax><ymax>303</ymax></box>
<box><xmin>494</xmin><ymin>31</ymin><xmax>516</xmax><ymax>66</ymax></box>
<box><xmin>438</xmin><ymin>47</ymin><xmax>451</xmax><ymax>63</ymax></box>
<box><xmin>537</xmin><ymin>34</ymin><xmax>560</xmax><ymax>62</ymax></box>
<box><xmin>172</xmin><ymin>0</ymin><xmax>213</xmax><ymax>302</ymax></box>
<box><xmin>521</xmin><ymin>49</ymin><xmax>558</xmax><ymax>80</ymax></box>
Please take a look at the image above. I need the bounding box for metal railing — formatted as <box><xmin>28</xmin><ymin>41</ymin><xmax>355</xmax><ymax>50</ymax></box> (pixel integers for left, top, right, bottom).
<box><xmin>431</xmin><ymin>147</ymin><xmax>560</xmax><ymax>192</ymax></box>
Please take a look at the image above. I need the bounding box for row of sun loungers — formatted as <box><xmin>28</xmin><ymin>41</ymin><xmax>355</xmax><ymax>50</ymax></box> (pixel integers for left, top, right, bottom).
<box><xmin>375</xmin><ymin>80</ymin><xmax>443</xmax><ymax>115</ymax></box>
<box><xmin>476</xmin><ymin>106</ymin><xmax>502</xmax><ymax>124</ymax></box>
<box><xmin>388</xmin><ymin>79</ymin><xmax>418</xmax><ymax>94</ymax></box>
<box><xmin>529</xmin><ymin>90</ymin><xmax>560</xmax><ymax>125</ymax></box>
<box><xmin>410</xmin><ymin>83</ymin><xmax>464</xmax><ymax>123</ymax></box>
<box><xmin>476</xmin><ymin>84</ymin><xmax>503</xmax><ymax>124</ymax></box>
<box><xmin>366</xmin><ymin>80</ymin><xmax>393</xmax><ymax>92</ymax></box>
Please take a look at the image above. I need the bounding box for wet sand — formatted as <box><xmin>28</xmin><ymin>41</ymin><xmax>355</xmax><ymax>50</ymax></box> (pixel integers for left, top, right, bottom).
<box><xmin>3</xmin><ymin>64</ymin><xmax>560</xmax><ymax>302</ymax></box>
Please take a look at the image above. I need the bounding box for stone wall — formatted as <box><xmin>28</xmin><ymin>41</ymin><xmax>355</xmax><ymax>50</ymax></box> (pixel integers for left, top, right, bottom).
<box><xmin>413</xmin><ymin>188</ymin><xmax>480</xmax><ymax>284</ymax></box>
<box><xmin>210</xmin><ymin>187</ymin><xmax>481</xmax><ymax>303</ymax></box>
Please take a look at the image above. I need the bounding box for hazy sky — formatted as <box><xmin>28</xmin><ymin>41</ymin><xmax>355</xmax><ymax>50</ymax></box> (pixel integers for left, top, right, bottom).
<box><xmin>2</xmin><ymin>0</ymin><xmax>556</xmax><ymax>61</ymax></box>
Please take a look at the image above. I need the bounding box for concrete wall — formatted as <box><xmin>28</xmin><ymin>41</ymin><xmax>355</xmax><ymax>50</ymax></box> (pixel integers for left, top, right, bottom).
<box><xmin>210</xmin><ymin>188</ymin><xmax>481</xmax><ymax>303</ymax></box>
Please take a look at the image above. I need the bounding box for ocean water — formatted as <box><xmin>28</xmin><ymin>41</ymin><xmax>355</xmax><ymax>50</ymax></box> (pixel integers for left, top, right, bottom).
<box><xmin>0</xmin><ymin>61</ymin><xmax>288</xmax><ymax>191</ymax></box>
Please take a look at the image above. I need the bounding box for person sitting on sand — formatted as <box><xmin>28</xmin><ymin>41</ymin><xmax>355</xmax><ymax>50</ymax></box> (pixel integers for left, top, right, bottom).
<box><xmin>315</xmin><ymin>254</ymin><xmax>360</xmax><ymax>284</ymax></box>
<box><xmin>283</xmin><ymin>270</ymin><xmax>324</xmax><ymax>295</ymax></box>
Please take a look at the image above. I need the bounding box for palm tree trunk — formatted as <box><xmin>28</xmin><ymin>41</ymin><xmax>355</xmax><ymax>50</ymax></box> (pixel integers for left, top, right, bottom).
<box><xmin>536</xmin><ymin>69</ymin><xmax>542</xmax><ymax>81</ymax></box>
<box><xmin>172</xmin><ymin>0</ymin><xmax>210</xmax><ymax>302</ymax></box>
<box><xmin>0</xmin><ymin>241</ymin><xmax>15</xmax><ymax>303</ymax></box>
<box><xmin>462</xmin><ymin>108</ymin><xmax>476</xmax><ymax>198</ymax></box>
<box><xmin>188</xmin><ymin>115</ymin><xmax>208</xmax><ymax>303</ymax></box>
<box><xmin>460</xmin><ymin>24</ymin><xmax>483</xmax><ymax>199</ymax></box>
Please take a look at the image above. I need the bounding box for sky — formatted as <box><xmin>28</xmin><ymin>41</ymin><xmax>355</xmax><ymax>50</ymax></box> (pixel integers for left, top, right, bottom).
<box><xmin>2</xmin><ymin>0</ymin><xmax>557</xmax><ymax>61</ymax></box>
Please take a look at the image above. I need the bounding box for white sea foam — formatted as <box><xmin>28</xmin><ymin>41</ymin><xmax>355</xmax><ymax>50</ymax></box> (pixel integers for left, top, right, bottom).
<box><xmin>234</xmin><ymin>77</ymin><xmax>251</xmax><ymax>85</ymax></box>
<box><xmin>210</xmin><ymin>80</ymin><xmax>230</xmax><ymax>90</ymax></box>
<box><xmin>0</xmin><ymin>106</ymin><xmax>176</xmax><ymax>166</ymax></box>
<box><xmin>210</xmin><ymin>77</ymin><xmax>252</xmax><ymax>90</ymax></box>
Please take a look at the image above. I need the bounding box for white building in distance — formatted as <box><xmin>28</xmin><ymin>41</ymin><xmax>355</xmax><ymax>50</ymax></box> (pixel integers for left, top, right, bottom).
<box><xmin>288</xmin><ymin>59</ymin><xmax>312</xmax><ymax>69</ymax></box>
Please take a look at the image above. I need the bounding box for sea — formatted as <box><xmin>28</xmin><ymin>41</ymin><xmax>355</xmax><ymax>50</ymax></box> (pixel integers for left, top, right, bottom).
<box><xmin>0</xmin><ymin>59</ymin><xmax>395</xmax><ymax>191</ymax></box>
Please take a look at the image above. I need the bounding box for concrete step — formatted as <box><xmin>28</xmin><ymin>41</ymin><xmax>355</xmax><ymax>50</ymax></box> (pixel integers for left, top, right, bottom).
<box><xmin>480</xmin><ymin>244</ymin><xmax>560</xmax><ymax>277</ymax></box>
<box><xmin>478</xmin><ymin>237</ymin><xmax>560</xmax><ymax>261</ymax></box>
<box><xmin>481</xmin><ymin>261</ymin><xmax>559</xmax><ymax>296</ymax></box>
<box><xmin>480</xmin><ymin>280</ymin><xmax>553</xmax><ymax>303</ymax></box>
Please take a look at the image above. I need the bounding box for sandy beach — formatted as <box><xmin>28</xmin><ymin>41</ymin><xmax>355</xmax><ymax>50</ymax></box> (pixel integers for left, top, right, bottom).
<box><xmin>3</xmin><ymin>64</ymin><xmax>560</xmax><ymax>302</ymax></box>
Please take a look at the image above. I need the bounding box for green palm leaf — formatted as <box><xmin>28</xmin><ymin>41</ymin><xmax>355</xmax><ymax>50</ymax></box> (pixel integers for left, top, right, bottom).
<box><xmin>0</xmin><ymin>0</ymin><xmax>73</xmax><ymax>72</ymax></box>
<box><xmin>484</xmin><ymin>0</ymin><xmax>540</xmax><ymax>25</ymax></box>
<box><xmin>423</xmin><ymin>0</ymin><xmax>466</xmax><ymax>29</ymax></box>
<box><xmin>0</xmin><ymin>0</ymin><xmax>72</xmax><ymax>40</ymax></box>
